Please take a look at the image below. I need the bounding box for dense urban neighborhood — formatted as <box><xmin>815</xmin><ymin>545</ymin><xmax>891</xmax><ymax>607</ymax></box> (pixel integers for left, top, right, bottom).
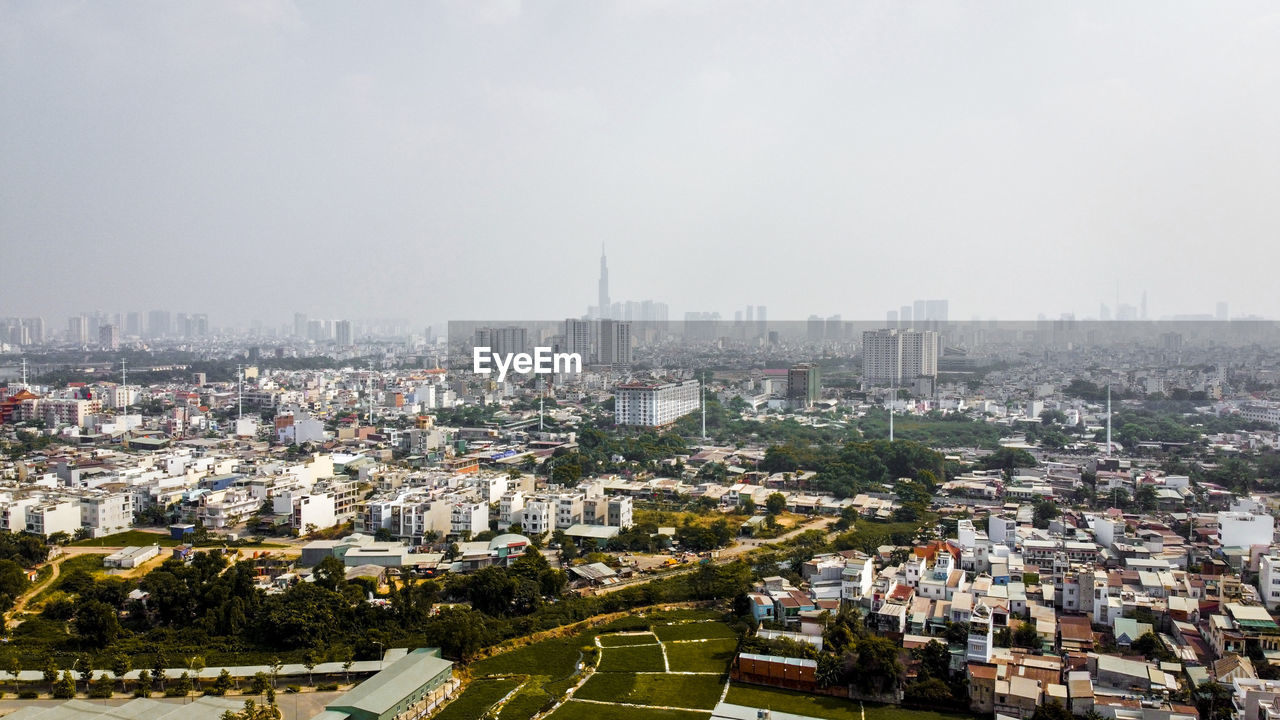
<box><xmin>1</xmin><ymin>314</ymin><xmax>1280</xmax><ymax>720</ymax></box>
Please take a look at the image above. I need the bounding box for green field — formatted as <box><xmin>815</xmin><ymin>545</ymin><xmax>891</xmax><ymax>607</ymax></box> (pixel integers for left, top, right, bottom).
<box><xmin>654</xmin><ymin>622</ymin><xmax>738</xmax><ymax>642</ymax></box>
<box><xmin>598</xmin><ymin>632</ymin><xmax>658</xmax><ymax>647</ymax></box>
<box><xmin>664</xmin><ymin>639</ymin><xmax>737</xmax><ymax>674</ymax></box>
<box><xmin>71</xmin><ymin>530</ymin><xmax>180</xmax><ymax>547</ymax></box>
<box><xmin>435</xmin><ymin>678</ymin><xmax>520</xmax><ymax>720</ymax></box>
<box><xmin>470</xmin><ymin>635</ymin><xmax>586</xmax><ymax>679</ymax></box>
<box><xmin>597</xmin><ymin>643</ymin><xmax>666</xmax><ymax>673</ymax></box>
<box><xmin>548</xmin><ymin>701</ymin><xmax>709</xmax><ymax>720</ymax></box>
<box><xmin>724</xmin><ymin>684</ymin><xmax>979</xmax><ymax>720</ymax></box>
<box><xmin>574</xmin><ymin>673</ymin><xmax>724</xmax><ymax>709</ymax></box>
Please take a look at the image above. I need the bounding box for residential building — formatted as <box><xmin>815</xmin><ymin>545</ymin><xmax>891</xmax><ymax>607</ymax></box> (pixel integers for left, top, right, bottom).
<box><xmin>614</xmin><ymin>379</ymin><xmax>700</xmax><ymax>427</ymax></box>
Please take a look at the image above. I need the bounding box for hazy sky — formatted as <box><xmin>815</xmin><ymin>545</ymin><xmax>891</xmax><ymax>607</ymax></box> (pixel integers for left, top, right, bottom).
<box><xmin>3</xmin><ymin>1</ymin><xmax>1280</xmax><ymax>329</ymax></box>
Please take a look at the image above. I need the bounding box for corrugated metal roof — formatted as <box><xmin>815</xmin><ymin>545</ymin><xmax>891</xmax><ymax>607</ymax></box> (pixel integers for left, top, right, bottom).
<box><xmin>326</xmin><ymin>648</ymin><xmax>451</xmax><ymax>716</ymax></box>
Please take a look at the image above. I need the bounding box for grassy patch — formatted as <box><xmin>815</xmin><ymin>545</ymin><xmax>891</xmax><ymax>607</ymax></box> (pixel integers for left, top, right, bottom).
<box><xmin>575</xmin><ymin>673</ymin><xmax>723</xmax><ymax>710</ymax></box>
<box><xmin>470</xmin><ymin>636</ymin><xmax>585</xmax><ymax>679</ymax></box>
<box><xmin>596</xmin><ymin>644</ymin><xmax>665</xmax><ymax>673</ymax></box>
<box><xmin>664</xmin><ymin>639</ymin><xmax>737</xmax><ymax>674</ymax></box>
<box><xmin>549</xmin><ymin>701</ymin><xmax>709</xmax><ymax>720</ymax></box>
<box><xmin>71</xmin><ymin>531</ymin><xmax>179</xmax><ymax>548</ymax></box>
<box><xmin>654</xmin><ymin>622</ymin><xmax>738</xmax><ymax>642</ymax></box>
<box><xmin>597</xmin><ymin>633</ymin><xmax>657</xmax><ymax>647</ymax></box>
<box><xmin>497</xmin><ymin>684</ymin><xmax>553</xmax><ymax>720</ymax></box>
<box><xmin>435</xmin><ymin>678</ymin><xmax>519</xmax><ymax>720</ymax></box>
<box><xmin>724</xmin><ymin>683</ymin><xmax>979</xmax><ymax>720</ymax></box>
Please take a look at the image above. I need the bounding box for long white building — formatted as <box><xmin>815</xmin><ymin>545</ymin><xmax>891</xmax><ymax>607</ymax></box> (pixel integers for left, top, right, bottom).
<box><xmin>614</xmin><ymin>379</ymin><xmax>700</xmax><ymax>427</ymax></box>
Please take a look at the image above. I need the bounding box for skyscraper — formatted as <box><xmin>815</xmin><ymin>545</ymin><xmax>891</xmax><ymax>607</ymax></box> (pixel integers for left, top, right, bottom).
<box><xmin>598</xmin><ymin>320</ymin><xmax>632</xmax><ymax>366</ymax></box>
<box><xmin>862</xmin><ymin>329</ymin><xmax>938</xmax><ymax>386</ymax></box>
<box><xmin>335</xmin><ymin>320</ymin><xmax>353</xmax><ymax>347</ymax></box>
<box><xmin>597</xmin><ymin>246</ymin><xmax>611</xmax><ymax>319</ymax></box>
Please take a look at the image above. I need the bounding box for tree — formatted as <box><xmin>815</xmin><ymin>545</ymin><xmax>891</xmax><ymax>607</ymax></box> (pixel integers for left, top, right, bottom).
<box><xmin>53</xmin><ymin>671</ymin><xmax>76</xmax><ymax>699</ymax></box>
<box><xmin>340</xmin><ymin>648</ymin><xmax>354</xmax><ymax>685</ymax></box>
<box><xmin>1013</xmin><ymin>621</ymin><xmax>1041</xmax><ymax>649</ymax></box>
<box><xmin>312</xmin><ymin>556</ymin><xmax>347</xmax><ymax>592</ymax></box>
<box><xmin>269</xmin><ymin>658</ymin><xmax>282</xmax><ymax>689</ymax></box>
<box><xmin>250</xmin><ymin>672</ymin><xmax>271</xmax><ymax>695</ymax></box>
<box><xmin>6</xmin><ymin>655</ymin><xmax>20</xmax><ymax>696</ymax></box>
<box><xmin>913</xmin><ymin>640</ymin><xmax>951</xmax><ymax>681</ymax></box>
<box><xmin>152</xmin><ymin>653</ymin><xmax>167</xmax><ymax>691</ymax></box>
<box><xmin>90</xmin><ymin>673</ymin><xmax>115</xmax><ymax>698</ymax></box>
<box><xmin>174</xmin><ymin>672</ymin><xmax>193</xmax><ymax>698</ymax></box>
<box><xmin>111</xmin><ymin>653</ymin><xmax>132</xmax><ymax>694</ymax></box>
<box><xmin>303</xmin><ymin>651</ymin><xmax>317</xmax><ymax>686</ymax></box>
<box><xmin>1032</xmin><ymin>700</ymin><xmax>1073</xmax><ymax>720</ymax></box>
<box><xmin>211</xmin><ymin>669</ymin><xmax>233</xmax><ymax>696</ymax></box>
<box><xmin>765</xmin><ymin>493</ymin><xmax>787</xmax><ymax>516</ymax></box>
<box><xmin>73</xmin><ymin>599</ymin><xmax>121</xmax><ymax>648</ymax></box>
<box><xmin>1032</xmin><ymin>500</ymin><xmax>1059</xmax><ymax>530</ymax></box>
<box><xmin>135</xmin><ymin>671</ymin><xmax>152</xmax><ymax>697</ymax></box>
<box><xmin>74</xmin><ymin>654</ymin><xmax>93</xmax><ymax>692</ymax></box>
<box><xmin>740</xmin><ymin>496</ymin><xmax>756</xmax><ymax>515</ymax></box>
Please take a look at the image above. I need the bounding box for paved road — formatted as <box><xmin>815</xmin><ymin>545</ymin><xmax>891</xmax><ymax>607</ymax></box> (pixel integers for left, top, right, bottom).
<box><xmin>5</xmin><ymin>547</ymin><xmax>124</xmax><ymax>629</ymax></box>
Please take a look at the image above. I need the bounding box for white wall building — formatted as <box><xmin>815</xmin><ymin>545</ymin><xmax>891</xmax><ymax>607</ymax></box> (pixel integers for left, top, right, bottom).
<box><xmin>614</xmin><ymin>379</ymin><xmax>700</xmax><ymax>427</ymax></box>
<box><xmin>1219</xmin><ymin>511</ymin><xmax>1275</xmax><ymax>548</ymax></box>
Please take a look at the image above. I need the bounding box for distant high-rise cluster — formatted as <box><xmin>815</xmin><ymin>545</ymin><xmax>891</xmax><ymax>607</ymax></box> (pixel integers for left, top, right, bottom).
<box><xmin>588</xmin><ymin>247</ymin><xmax>668</xmax><ymax>325</ymax></box>
<box><xmin>886</xmin><ymin>299</ymin><xmax>948</xmax><ymax>328</ymax></box>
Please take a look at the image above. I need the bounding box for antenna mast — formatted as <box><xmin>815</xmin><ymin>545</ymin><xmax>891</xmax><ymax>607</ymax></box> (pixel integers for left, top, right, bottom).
<box><xmin>236</xmin><ymin>364</ymin><xmax>243</xmax><ymax>420</ymax></box>
<box><xmin>1106</xmin><ymin>383</ymin><xmax>1112</xmax><ymax>457</ymax></box>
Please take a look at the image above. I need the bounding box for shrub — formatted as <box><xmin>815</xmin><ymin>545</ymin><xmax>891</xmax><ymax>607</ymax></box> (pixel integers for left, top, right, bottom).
<box><xmin>317</xmin><ymin>683</ymin><xmax>338</xmax><ymax>692</ymax></box>
<box><xmin>286</xmin><ymin>685</ymin><xmax>301</xmax><ymax>694</ymax></box>
<box><xmin>18</xmin><ymin>690</ymin><xmax>38</xmax><ymax>699</ymax></box>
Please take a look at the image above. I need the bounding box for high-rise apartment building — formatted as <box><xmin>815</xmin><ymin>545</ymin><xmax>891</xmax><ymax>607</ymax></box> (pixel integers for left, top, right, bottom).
<box><xmin>862</xmin><ymin>328</ymin><xmax>938</xmax><ymax>386</ymax></box>
<box><xmin>293</xmin><ymin>313</ymin><xmax>308</xmax><ymax>339</ymax></box>
<box><xmin>597</xmin><ymin>320</ymin><xmax>632</xmax><ymax>365</ymax></box>
<box><xmin>99</xmin><ymin>324</ymin><xmax>119</xmax><ymax>350</ymax></box>
<box><xmin>335</xmin><ymin>320</ymin><xmax>353</xmax><ymax>347</ymax></box>
<box><xmin>147</xmin><ymin>310</ymin><xmax>171</xmax><ymax>338</ymax></box>
<box><xmin>474</xmin><ymin>326</ymin><xmax>527</xmax><ymax>358</ymax></box>
<box><xmin>67</xmin><ymin>315</ymin><xmax>87</xmax><ymax>345</ymax></box>
<box><xmin>788</xmin><ymin>363</ymin><xmax>821</xmax><ymax>408</ymax></box>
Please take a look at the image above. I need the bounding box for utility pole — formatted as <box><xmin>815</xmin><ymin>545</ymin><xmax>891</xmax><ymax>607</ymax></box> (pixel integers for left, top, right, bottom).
<box><xmin>236</xmin><ymin>364</ymin><xmax>243</xmax><ymax>421</ymax></box>
<box><xmin>1106</xmin><ymin>383</ymin><xmax>1112</xmax><ymax>457</ymax></box>
<box><xmin>700</xmin><ymin>372</ymin><xmax>706</xmax><ymax>441</ymax></box>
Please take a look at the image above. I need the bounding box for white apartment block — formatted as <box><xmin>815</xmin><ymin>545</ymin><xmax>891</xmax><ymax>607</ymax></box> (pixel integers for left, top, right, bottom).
<box><xmin>198</xmin><ymin>488</ymin><xmax>259</xmax><ymax>529</ymax></box>
<box><xmin>555</xmin><ymin>493</ymin><xmax>584</xmax><ymax>529</ymax></box>
<box><xmin>1261</xmin><ymin>554</ymin><xmax>1280</xmax><ymax>610</ymax></box>
<box><xmin>450</xmin><ymin>501</ymin><xmax>489</xmax><ymax>536</ymax></box>
<box><xmin>0</xmin><ymin>498</ymin><xmax>38</xmax><ymax>532</ymax></box>
<box><xmin>499</xmin><ymin>490</ymin><xmax>525</xmax><ymax>528</ymax></box>
<box><xmin>861</xmin><ymin>329</ymin><xmax>939</xmax><ymax>386</ymax></box>
<box><xmin>522</xmin><ymin>500</ymin><xmax>554</xmax><ymax>536</ymax></box>
<box><xmin>79</xmin><ymin>493</ymin><xmax>134</xmax><ymax>537</ymax></box>
<box><xmin>26</xmin><ymin>500</ymin><xmax>80</xmax><ymax>536</ymax></box>
<box><xmin>615</xmin><ymin>379</ymin><xmax>700</xmax><ymax>427</ymax></box>
<box><xmin>293</xmin><ymin>492</ymin><xmax>338</xmax><ymax>532</ymax></box>
<box><xmin>1219</xmin><ymin>511</ymin><xmax>1275</xmax><ymax>548</ymax></box>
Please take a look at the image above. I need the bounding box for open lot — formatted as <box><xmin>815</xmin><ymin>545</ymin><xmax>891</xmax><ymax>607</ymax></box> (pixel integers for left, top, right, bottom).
<box><xmin>724</xmin><ymin>684</ymin><xmax>978</xmax><ymax>720</ymax></box>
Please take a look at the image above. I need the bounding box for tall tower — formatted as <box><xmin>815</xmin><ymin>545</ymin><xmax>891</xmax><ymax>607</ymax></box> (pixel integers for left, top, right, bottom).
<box><xmin>598</xmin><ymin>245</ymin><xmax>611</xmax><ymax>319</ymax></box>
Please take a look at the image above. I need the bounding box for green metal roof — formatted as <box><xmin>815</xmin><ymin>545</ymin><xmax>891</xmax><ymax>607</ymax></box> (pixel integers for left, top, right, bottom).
<box><xmin>326</xmin><ymin>648</ymin><xmax>452</xmax><ymax>717</ymax></box>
